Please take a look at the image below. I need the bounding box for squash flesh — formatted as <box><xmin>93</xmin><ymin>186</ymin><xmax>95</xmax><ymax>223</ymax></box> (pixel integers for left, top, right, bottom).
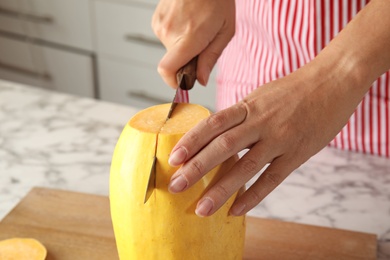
<box><xmin>110</xmin><ymin>103</ymin><xmax>245</xmax><ymax>260</ymax></box>
<box><xmin>0</xmin><ymin>238</ymin><xmax>47</xmax><ymax>260</ymax></box>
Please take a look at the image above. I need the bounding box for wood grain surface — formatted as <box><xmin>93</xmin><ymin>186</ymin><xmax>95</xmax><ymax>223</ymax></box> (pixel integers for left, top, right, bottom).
<box><xmin>0</xmin><ymin>187</ymin><xmax>377</xmax><ymax>260</ymax></box>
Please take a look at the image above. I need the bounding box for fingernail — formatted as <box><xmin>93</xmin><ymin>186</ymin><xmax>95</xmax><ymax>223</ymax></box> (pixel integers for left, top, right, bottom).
<box><xmin>195</xmin><ymin>198</ymin><xmax>214</xmax><ymax>217</ymax></box>
<box><xmin>169</xmin><ymin>147</ymin><xmax>187</xmax><ymax>166</ymax></box>
<box><xmin>168</xmin><ymin>175</ymin><xmax>188</xmax><ymax>193</ymax></box>
<box><xmin>230</xmin><ymin>203</ymin><xmax>246</xmax><ymax>216</ymax></box>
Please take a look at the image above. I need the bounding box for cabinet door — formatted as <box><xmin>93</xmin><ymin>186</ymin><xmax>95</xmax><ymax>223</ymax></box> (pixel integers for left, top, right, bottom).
<box><xmin>94</xmin><ymin>0</ymin><xmax>164</xmax><ymax>66</ymax></box>
<box><xmin>0</xmin><ymin>36</ymin><xmax>95</xmax><ymax>97</ymax></box>
<box><xmin>98</xmin><ymin>57</ymin><xmax>216</xmax><ymax>111</ymax></box>
<box><xmin>0</xmin><ymin>0</ymin><xmax>27</xmax><ymax>35</ymax></box>
<box><xmin>0</xmin><ymin>0</ymin><xmax>92</xmax><ymax>51</ymax></box>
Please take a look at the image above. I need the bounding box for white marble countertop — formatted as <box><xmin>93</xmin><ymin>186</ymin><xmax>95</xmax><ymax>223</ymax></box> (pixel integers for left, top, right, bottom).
<box><xmin>0</xmin><ymin>79</ymin><xmax>389</xmax><ymax>259</ymax></box>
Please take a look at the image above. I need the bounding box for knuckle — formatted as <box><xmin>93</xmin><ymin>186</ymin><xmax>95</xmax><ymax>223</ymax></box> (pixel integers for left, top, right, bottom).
<box><xmin>151</xmin><ymin>22</ymin><xmax>170</xmax><ymax>44</ymax></box>
<box><xmin>240</xmin><ymin>157</ymin><xmax>259</xmax><ymax>174</ymax></box>
<box><xmin>213</xmin><ymin>184</ymin><xmax>231</xmax><ymax>200</ymax></box>
<box><xmin>206</xmin><ymin>112</ymin><xmax>227</xmax><ymax>130</ymax></box>
<box><xmin>206</xmin><ymin>49</ymin><xmax>222</xmax><ymax>65</ymax></box>
<box><xmin>157</xmin><ymin>64</ymin><xmax>169</xmax><ymax>77</ymax></box>
<box><xmin>217</xmin><ymin>133</ymin><xmax>236</xmax><ymax>153</ymax></box>
<box><xmin>246</xmin><ymin>189</ymin><xmax>261</xmax><ymax>204</ymax></box>
<box><xmin>264</xmin><ymin>172</ymin><xmax>282</xmax><ymax>186</ymax></box>
<box><xmin>153</xmin><ymin>26</ymin><xmax>162</xmax><ymax>39</ymax></box>
<box><xmin>159</xmin><ymin>25</ymin><xmax>169</xmax><ymax>40</ymax></box>
<box><xmin>151</xmin><ymin>18</ymin><xmax>164</xmax><ymax>39</ymax></box>
<box><xmin>189</xmin><ymin>159</ymin><xmax>205</xmax><ymax>178</ymax></box>
<box><xmin>234</xmin><ymin>101</ymin><xmax>249</xmax><ymax>123</ymax></box>
<box><xmin>185</xmin><ymin>131</ymin><xmax>199</xmax><ymax>146</ymax></box>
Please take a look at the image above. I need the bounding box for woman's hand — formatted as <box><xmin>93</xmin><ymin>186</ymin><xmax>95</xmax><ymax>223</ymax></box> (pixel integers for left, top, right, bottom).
<box><xmin>164</xmin><ymin>0</ymin><xmax>390</xmax><ymax>217</ymax></box>
<box><xmin>166</xmin><ymin>54</ymin><xmax>367</xmax><ymax>217</ymax></box>
<box><xmin>152</xmin><ymin>0</ymin><xmax>235</xmax><ymax>88</ymax></box>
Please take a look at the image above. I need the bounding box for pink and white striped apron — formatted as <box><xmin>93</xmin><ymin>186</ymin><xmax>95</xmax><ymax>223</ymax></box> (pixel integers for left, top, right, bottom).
<box><xmin>215</xmin><ymin>0</ymin><xmax>390</xmax><ymax>157</ymax></box>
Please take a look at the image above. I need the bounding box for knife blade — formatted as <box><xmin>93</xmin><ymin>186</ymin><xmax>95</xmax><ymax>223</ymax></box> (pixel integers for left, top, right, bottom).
<box><xmin>144</xmin><ymin>156</ymin><xmax>156</xmax><ymax>203</ymax></box>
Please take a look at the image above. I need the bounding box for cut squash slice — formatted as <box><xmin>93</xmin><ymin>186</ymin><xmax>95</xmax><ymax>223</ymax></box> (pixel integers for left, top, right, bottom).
<box><xmin>110</xmin><ymin>103</ymin><xmax>246</xmax><ymax>260</ymax></box>
<box><xmin>0</xmin><ymin>238</ymin><xmax>47</xmax><ymax>260</ymax></box>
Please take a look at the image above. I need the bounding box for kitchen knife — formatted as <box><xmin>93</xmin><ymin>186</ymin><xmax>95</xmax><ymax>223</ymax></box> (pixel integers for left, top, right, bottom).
<box><xmin>166</xmin><ymin>56</ymin><xmax>198</xmax><ymax>120</ymax></box>
<box><xmin>144</xmin><ymin>56</ymin><xmax>198</xmax><ymax>204</ymax></box>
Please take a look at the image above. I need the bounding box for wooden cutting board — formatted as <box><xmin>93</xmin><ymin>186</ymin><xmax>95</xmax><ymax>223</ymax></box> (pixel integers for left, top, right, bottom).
<box><xmin>0</xmin><ymin>187</ymin><xmax>376</xmax><ymax>260</ymax></box>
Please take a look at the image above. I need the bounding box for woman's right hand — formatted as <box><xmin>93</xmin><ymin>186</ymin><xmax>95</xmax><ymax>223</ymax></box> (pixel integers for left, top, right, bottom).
<box><xmin>152</xmin><ymin>0</ymin><xmax>236</xmax><ymax>88</ymax></box>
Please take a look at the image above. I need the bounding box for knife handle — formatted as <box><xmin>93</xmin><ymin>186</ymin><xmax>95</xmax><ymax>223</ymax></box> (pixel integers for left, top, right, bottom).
<box><xmin>177</xmin><ymin>56</ymin><xmax>198</xmax><ymax>90</ymax></box>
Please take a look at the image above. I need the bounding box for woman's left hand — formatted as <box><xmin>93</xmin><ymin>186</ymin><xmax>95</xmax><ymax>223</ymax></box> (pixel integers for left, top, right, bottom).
<box><xmin>167</xmin><ymin>52</ymin><xmax>369</xmax><ymax>217</ymax></box>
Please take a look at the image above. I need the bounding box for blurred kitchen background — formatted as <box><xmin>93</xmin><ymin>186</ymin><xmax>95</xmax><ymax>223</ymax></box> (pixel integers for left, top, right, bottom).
<box><xmin>0</xmin><ymin>0</ymin><xmax>216</xmax><ymax>111</ymax></box>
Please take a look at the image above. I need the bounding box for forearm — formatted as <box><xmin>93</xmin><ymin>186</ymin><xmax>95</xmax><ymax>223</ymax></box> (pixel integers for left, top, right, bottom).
<box><xmin>317</xmin><ymin>0</ymin><xmax>390</xmax><ymax>94</ymax></box>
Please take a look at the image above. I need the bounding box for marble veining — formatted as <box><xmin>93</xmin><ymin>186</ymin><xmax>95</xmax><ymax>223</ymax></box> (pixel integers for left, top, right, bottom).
<box><xmin>0</xmin><ymin>80</ymin><xmax>137</xmax><ymax>217</ymax></box>
<box><xmin>0</xmin><ymin>79</ymin><xmax>389</xmax><ymax>259</ymax></box>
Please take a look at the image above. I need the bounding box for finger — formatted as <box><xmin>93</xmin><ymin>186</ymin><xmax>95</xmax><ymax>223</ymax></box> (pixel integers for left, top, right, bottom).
<box><xmin>158</xmin><ymin>35</ymin><xmax>208</xmax><ymax>88</ymax></box>
<box><xmin>169</xmin><ymin>102</ymin><xmax>248</xmax><ymax>167</ymax></box>
<box><xmin>229</xmin><ymin>157</ymin><xmax>292</xmax><ymax>216</ymax></box>
<box><xmin>197</xmin><ymin>29</ymin><xmax>235</xmax><ymax>86</ymax></box>
<box><xmin>194</xmin><ymin>143</ymin><xmax>271</xmax><ymax>217</ymax></box>
<box><xmin>169</xmin><ymin>121</ymin><xmax>259</xmax><ymax>194</ymax></box>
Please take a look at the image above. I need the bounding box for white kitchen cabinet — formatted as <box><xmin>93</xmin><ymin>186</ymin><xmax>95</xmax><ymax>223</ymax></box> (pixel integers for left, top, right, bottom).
<box><xmin>0</xmin><ymin>35</ymin><xmax>95</xmax><ymax>97</ymax></box>
<box><xmin>98</xmin><ymin>57</ymin><xmax>173</xmax><ymax>109</ymax></box>
<box><xmin>94</xmin><ymin>0</ymin><xmax>163</xmax><ymax>65</ymax></box>
<box><xmin>0</xmin><ymin>0</ymin><xmax>93</xmax><ymax>51</ymax></box>
<box><xmin>0</xmin><ymin>0</ymin><xmax>95</xmax><ymax>98</ymax></box>
<box><xmin>0</xmin><ymin>0</ymin><xmax>27</xmax><ymax>36</ymax></box>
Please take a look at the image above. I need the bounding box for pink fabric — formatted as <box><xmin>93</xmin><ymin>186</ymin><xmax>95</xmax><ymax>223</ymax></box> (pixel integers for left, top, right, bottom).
<box><xmin>175</xmin><ymin>88</ymin><xmax>189</xmax><ymax>103</ymax></box>
<box><xmin>217</xmin><ymin>0</ymin><xmax>390</xmax><ymax>157</ymax></box>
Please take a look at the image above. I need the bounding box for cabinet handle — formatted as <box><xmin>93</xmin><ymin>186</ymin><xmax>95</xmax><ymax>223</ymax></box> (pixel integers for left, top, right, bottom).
<box><xmin>0</xmin><ymin>62</ymin><xmax>51</xmax><ymax>81</ymax></box>
<box><xmin>0</xmin><ymin>6</ymin><xmax>54</xmax><ymax>24</ymax></box>
<box><xmin>128</xmin><ymin>90</ymin><xmax>169</xmax><ymax>104</ymax></box>
<box><xmin>124</xmin><ymin>34</ymin><xmax>164</xmax><ymax>48</ymax></box>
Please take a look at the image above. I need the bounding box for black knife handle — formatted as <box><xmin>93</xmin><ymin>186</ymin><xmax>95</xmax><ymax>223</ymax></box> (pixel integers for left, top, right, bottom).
<box><xmin>177</xmin><ymin>56</ymin><xmax>198</xmax><ymax>90</ymax></box>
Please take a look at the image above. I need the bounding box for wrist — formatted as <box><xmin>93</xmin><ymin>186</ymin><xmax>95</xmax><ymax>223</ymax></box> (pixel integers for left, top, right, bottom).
<box><xmin>299</xmin><ymin>45</ymin><xmax>368</xmax><ymax>104</ymax></box>
<box><xmin>315</xmin><ymin>44</ymin><xmax>371</xmax><ymax>96</ymax></box>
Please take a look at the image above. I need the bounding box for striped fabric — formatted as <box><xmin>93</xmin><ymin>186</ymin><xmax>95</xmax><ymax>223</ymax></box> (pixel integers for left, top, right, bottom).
<box><xmin>216</xmin><ymin>0</ymin><xmax>390</xmax><ymax>157</ymax></box>
<box><xmin>175</xmin><ymin>88</ymin><xmax>189</xmax><ymax>103</ymax></box>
